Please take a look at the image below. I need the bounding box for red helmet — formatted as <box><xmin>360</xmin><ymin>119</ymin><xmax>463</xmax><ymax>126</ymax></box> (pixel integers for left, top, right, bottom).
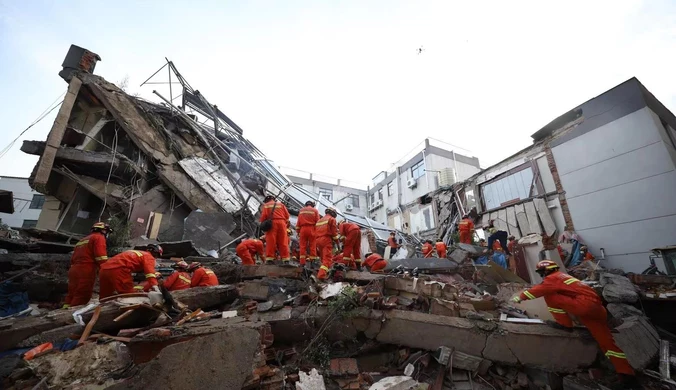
<box><xmin>535</xmin><ymin>260</ymin><xmax>559</xmax><ymax>275</ymax></box>
<box><xmin>146</xmin><ymin>244</ymin><xmax>163</xmax><ymax>257</ymax></box>
<box><xmin>187</xmin><ymin>262</ymin><xmax>201</xmax><ymax>272</ymax></box>
<box><xmin>92</xmin><ymin>222</ymin><xmax>111</xmax><ymax>233</ymax></box>
<box><xmin>173</xmin><ymin>260</ymin><xmax>189</xmax><ymax>270</ymax></box>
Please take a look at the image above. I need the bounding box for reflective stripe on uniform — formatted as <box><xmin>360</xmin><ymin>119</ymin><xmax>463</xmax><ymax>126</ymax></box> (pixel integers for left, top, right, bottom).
<box><xmin>523</xmin><ymin>291</ymin><xmax>536</xmax><ymax>300</ymax></box>
<box><xmin>281</xmin><ymin>258</ymin><xmax>290</xmax><ymax>262</ymax></box>
<box><xmin>548</xmin><ymin>307</ymin><xmax>566</xmax><ymax>314</ymax></box>
<box><xmin>179</xmin><ymin>275</ymin><xmax>191</xmax><ymax>284</ymax></box>
<box><xmin>133</xmin><ymin>286</ymin><xmax>144</xmax><ymax>290</ymax></box>
<box><xmin>333</xmin><ymin>235</ymin><xmax>340</xmax><ymax>240</ymax></box>
<box><xmin>343</xmin><ymin>257</ymin><xmax>352</xmax><ymax>261</ymax></box>
<box><xmin>131</xmin><ymin>250</ymin><xmax>144</xmax><ymax>257</ymax></box>
<box><xmin>264</xmin><ymin>203</ymin><xmax>282</xmax><ymax>208</ymax></box>
<box><xmin>95</xmin><ymin>256</ymin><xmax>108</xmax><ymax>261</ymax></box>
<box><xmin>75</xmin><ymin>239</ymin><xmax>90</xmax><ymax>247</ymax></box>
<box><xmin>354</xmin><ymin>259</ymin><xmax>362</xmax><ymax>263</ymax></box>
<box><xmin>320</xmin><ymin>265</ymin><xmax>329</xmax><ymax>271</ymax></box>
<box><xmin>145</xmin><ymin>273</ymin><xmax>157</xmax><ymax>279</ymax></box>
<box><xmin>205</xmin><ymin>270</ymin><xmax>214</xmax><ymax>275</ymax></box>
<box><xmin>605</xmin><ymin>350</ymin><xmax>627</xmax><ymax>359</ymax></box>
<box><xmin>299</xmin><ymin>211</ymin><xmax>315</xmax><ymax>215</ymax></box>
<box><xmin>316</xmin><ymin>221</ymin><xmax>328</xmax><ymax>226</ymax></box>
<box><xmin>563</xmin><ymin>277</ymin><xmax>580</xmax><ymax>285</ymax></box>
<box><xmin>265</xmin><ymin>257</ymin><xmax>275</xmax><ymax>261</ymax></box>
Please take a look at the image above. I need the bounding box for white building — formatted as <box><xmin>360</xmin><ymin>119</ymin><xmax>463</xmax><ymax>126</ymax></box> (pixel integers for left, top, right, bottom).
<box><xmin>0</xmin><ymin>176</ymin><xmax>44</xmax><ymax>229</ymax></box>
<box><xmin>368</xmin><ymin>139</ymin><xmax>481</xmax><ymax>236</ymax></box>
<box><xmin>283</xmin><ymin>169</ymin><xmax>368</xmax><ymax>217</ymax></box>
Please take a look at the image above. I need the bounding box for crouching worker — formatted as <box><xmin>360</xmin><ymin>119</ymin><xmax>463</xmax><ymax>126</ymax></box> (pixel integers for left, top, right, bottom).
<box><xmin>513</xmin><ymin>260</ymin><xmax>637</xmax><ymax>388</ymax></box>
<box><xmin>363</xmin><ymin>253</ymin><xmax>387</xmax><ymax>273</ymax></box>
<box><xmin>99</xmin><ymin>244</ymin><xmax>163</xmax><ymax>298</ymax></box>
<box><xmin>188</xmin><ymin>262</ymin><xmax>219</xmax><ymax>287</ymax></box>
<box><xmin>163</xmin><ymin>261</ymin><xmax>192</xmax><ymax>291</ymax></box>
<box><xmin>236</xmin><ymin>237</ymin><xmax>264</xmax><ymax>266</ymax></box>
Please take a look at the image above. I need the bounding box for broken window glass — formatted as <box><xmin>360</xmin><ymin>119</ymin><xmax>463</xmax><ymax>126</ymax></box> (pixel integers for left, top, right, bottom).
<box><xmin>318</xmin><ymin>188</ymin><xmax>333</xmax><ymax>201</ymax></box>
<box><xmin>345</xmin><ymin>194</ymin><xmax>359</xmax><ymax>207</ymax></box>
<box><xmin>481</xmin><ymin>167</ymin><xmax>534</xmax><ymax>210</ymax></box>
<box><xmin>29</xmin><ymin>194</ymin><xmax>45</xmax><ymax>209</ymax></box>
<box><xmin>411</xmin><ymin>160</ymin><xmax>425</xmax><ymax>180</ymax></box>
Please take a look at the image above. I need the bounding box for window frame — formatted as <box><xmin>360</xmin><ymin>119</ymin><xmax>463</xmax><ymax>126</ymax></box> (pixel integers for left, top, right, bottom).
<box><xmin>387</xmin><ymin>181</ymin><xmax>394</xmax><ymax>196</ymax></box>
<box><xmin>410</xmin><ymin>160</ymin><xmax>425</xmax><ymax>180</ymax></box>
<box><xmin>346</xmin><ymin>194</ymin><xmax>360</xmax><ymax>208</ymax></box>
<box><xmin>479</xmin><ymin>161</ymin><xmax>545</xmax><ymax>211</ymax></box>
<box><xmin>22</xmin><ymin>219</ymin><xmax>38</xmax><ymax>229</ymax></box>
<box><xmin>318</xmin><ymin>188</ymin><xmax>333</xmax><ymax>201</ymax></box>
<box><xmin>29</xmin><ymin>194</ymin><xmax>45</xmax><ymax>209</ymax></box>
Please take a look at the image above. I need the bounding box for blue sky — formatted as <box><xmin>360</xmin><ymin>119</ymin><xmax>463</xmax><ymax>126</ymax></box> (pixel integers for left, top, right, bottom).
<box><xmin>1</xmin><ymin>0</ymin><xmax>675</xmax><ymax>187</ymax></box>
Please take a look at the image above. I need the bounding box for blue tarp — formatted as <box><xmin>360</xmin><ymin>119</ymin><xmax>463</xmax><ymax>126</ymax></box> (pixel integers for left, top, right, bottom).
<box><xmin>492</xmin><ymin>252</ymin><xmax>508</xmax><ymax>269</ymax></box>
<box><xmin>475</xmin><ymin>256</ymin><xmax>489</xmax><ymax>265</ymax></box>
<box><xmin>568</xmin><ymin>240</ymin><xmax>583</xmax><ymax>267</ymax></box>
<box><xmin>0</xmin><ymin>281</ymin><xmax>29</xmax><ymax>318</ymax></box>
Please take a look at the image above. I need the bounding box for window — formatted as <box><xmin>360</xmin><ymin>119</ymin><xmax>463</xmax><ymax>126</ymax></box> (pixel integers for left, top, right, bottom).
<box><xmin>370</xmin><ymin>192</ymin><xmax>375</xmax><ymax>204</ymax></box>
<box><xmin>378</xmin><ymin>189</ymin><xmax>383</xmax><ymax>200</ymax></box>
<box><xmin>411</xmin><ymin>160</ymin><xmax>425</xmax><ymax>180</ymax></box>
<box><xmin>22</xmin><ymin>220</ymin><xmax>38</xmax><ymax>229</ymax></box>
<box><xmin>29</xmin><ymin>194</ymin><xmax>45</xmax><ymax>209</ymax></box>
<box><xmin>387</xmin><ymin>181</ymin><xmax>394</xmax><ymax>196</ymax></box>
<box><xmin>318</xmin><ymin>188</ymin><xmax>333</xmax><ymax>201</ymax></box>
<box><xmin>481</xmin><ymin>167</ymin><xmax>536</xmax><ymax>210</ymax></box>
<box><xmin>346</xmin><ymin>194</ymin><xmax>360</xmax><ymax>208</ymax></box>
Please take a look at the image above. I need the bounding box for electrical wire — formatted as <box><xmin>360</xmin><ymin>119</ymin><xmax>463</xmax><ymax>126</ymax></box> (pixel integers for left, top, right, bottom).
<box><xmin>0</xmin><ymin>90</ymin><xmax>67</xmax><ymax>160</ymax></box>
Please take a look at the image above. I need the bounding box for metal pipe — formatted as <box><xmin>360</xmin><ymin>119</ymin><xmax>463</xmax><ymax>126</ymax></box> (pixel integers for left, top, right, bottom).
<box><xmin>218</xmin><ymin>233</ymin><xmax>247</xmax><ymax>253</ymax></box>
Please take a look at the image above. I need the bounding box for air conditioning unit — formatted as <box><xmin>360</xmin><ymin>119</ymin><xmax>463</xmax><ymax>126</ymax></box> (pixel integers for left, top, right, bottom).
<box><xmin>369</xmin><ymin>200</ymin><xmax>383</xmax><ymax>211</ymax></box>
<box><xmin>407</xmin><ymin>178</ymin><xmax>417</xmax><ymax>189</ymax></box>
<box><xmin>345</xmin><ymin>204</ymin><xmax>354</xmax><ymax>211</ymax></box>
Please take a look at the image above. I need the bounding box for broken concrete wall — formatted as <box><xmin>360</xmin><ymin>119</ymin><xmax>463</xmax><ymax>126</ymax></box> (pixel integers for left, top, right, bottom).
<box><xmin>128</xmin><ymin>186</ymin><xmax>191</xmax><ymax>241</ymax></box>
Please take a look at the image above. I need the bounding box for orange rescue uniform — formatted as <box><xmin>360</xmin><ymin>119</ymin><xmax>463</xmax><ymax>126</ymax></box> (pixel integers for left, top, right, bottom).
<box><xmin>296</xmin><ymin>206</ymin><xmax>320</xmax><ymax>265</ymax></box>
<box><xmin>339</xmin><ymin>222</ymin><xmax>362</xmax><ymax>268</ymax></box>
<box><xmin>315</xmin><ymin>215</ymin><xmax>339</xmax><ymax>279</ymax></box>
<box><xmin>422</xmin><ymin>242</ymin><xmax>434</xmax><ymax>258</ymax></box>
<box><xmin>458</xmin><ymin>218</ymin><xmax>474</xmax><ymax>244</ymax></box>
<box><xmin>99</xmin><ymin>250</ymin><xmax>158</xmax><ymax>299</ymax></box>
<box><xmin>191</xmin><ymin>267</ymin><xmax>219</xmax><ymax>287</ymax></box>
<box><xmin>259</xmin><ymin>200</ymin><xmax>291</xmax><ymax>262</ymax></box>
<box><xmin>236</xmin><ymin>239</ymin><xmax>264</xmax><ymax>266</ymax></box>
<box><xmin>435</xmin><ymin>242</ymin><xmax>447</xmax><ymax>258</ymax></box>
<box><xmin>65</xmin><ymin>232</ymin><xmax>108</xmax><ymax>306</ymax></box>
<box><xmin>163</xmin><ymin>271</ymin><xmax>191</xmax><ymax>291</ymax></box>
<box><xmin>364</xmin><ymin>253</ymin><xmax>387</xmax><ymax>272</ymax></box>
<box><xmin>519</xmin><ymin>271</ymin><xmax>634</xmax><ymax>376</ymax></box>
<box><xmin>583</xmin><ymin>252</ymin><xmax>595</xmax><ymax>262</ymax></box>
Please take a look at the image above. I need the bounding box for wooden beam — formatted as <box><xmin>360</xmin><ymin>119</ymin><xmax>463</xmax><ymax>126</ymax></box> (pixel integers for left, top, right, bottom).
<box><xmin>33</xmin><ymin>77</ymin><xmax>82</xmax><ymax>193</ymax></box>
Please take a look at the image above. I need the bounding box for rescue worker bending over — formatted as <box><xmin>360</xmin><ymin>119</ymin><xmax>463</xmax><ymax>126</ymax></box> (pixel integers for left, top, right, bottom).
<box><xmin>136</xmin><ymin>272</ymin><xmax>162</xmax><ymax>292</ymax></box>
<box><xmin>316</xmin><ymin>208</ymin><xmax>340</xmax><ymax>280</ymax></box>
<box><xmin>513</xmin><ymin>260</ymin><xmax>636</xmax><ymax>387</ymax></box>
<box><xmin>64</xmin><ymin>222</ymin><xmax>111</xmax><ymax>308</ymax></box>
<box><xmin>296</xmin><ymin>201</ymin><xmax>320</xmax><ymax>267</ymax></box>
<box><xmin>188</xmin><ymin>262</ymin><xmax>219</xmax><ymax>287</ymax></box>
<box><xmin>259</xmin><ymin>195</ymin><xmax>291</xmax><ymax>264</ymax></box>
<box><xmin>99</xmin><ymin>244</ymin><xmax>162</xmax><ymax>299</ymax></box>
<box><xmin>236</xmin><ymin>237</ymin><xmax>264</xmax><ymax>266</ymax></box>
<box><xmin>458</xmin><ymin>215</ymin><xmax>474</xmax><ymax>244</ymax></box>
<box><xmin>421</xmin><ymin>240</ymin><xmax>434</xmax><ymax>258</ymax></box>
<box><xmin>435</xmin><ymin>240</ymin><xmax>447</xmax><ymax>258</ymax></box>
<box><xmin>363</xmin><ymin>253</ymin><xmax>387</xmax><ymax>273</ymax></box>
<box><xmin>338</xmin><ymin>221</ymin><xmax>362</xmax><ymax>270</ymax></box>
<box><xmin>163</xmin><ymin>261</ymin><xmax>192</xmax><ymax>291</ymax></box>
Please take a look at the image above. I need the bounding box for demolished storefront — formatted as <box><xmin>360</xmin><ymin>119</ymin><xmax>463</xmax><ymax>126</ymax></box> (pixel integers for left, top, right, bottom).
<box><xmin>434</xmin><ymin>76</ymin><xmax>676</xmax><ymax>275</ymax></box>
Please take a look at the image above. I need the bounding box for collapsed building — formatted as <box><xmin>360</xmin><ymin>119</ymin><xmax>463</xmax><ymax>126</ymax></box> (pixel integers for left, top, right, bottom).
<box><xmin>0</xmin><ymin>46</ymin><xmax>675</xmax><ymax>390</ymax></box>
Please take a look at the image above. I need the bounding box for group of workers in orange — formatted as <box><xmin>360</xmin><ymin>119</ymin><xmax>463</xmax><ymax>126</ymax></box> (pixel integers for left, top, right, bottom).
<box><xmin>235</xmin><ymin>195</ymin><xmax>388</xmax><ymax>279</ymax></box>
<box><xmin>64</xmin><ymin>222</ymin><xmax>219</xmax><ymax>308</ymax></box>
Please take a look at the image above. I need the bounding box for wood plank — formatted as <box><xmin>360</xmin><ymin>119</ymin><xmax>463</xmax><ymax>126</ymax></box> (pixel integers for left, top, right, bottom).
<box><xmin>148</xmin><ymin>212</ymin><xmax>163</xmax><ymax>239</ymax></box>
<box><xmin>534</xmin><ymin>198</ymin><xmax>556</xmax><ymax>237</ymax></box>
<box><xmin>33</xmin><ymin>77</ymin><xmax>82</xmax><ymax>192</ymax></box>
<box><xmin>523</xmin><ymin>201</ymin><xmax>542</xmax><ymax>234</ymax></box>
<box><xmin>506</xmin><ymin>206</ymin><xmax>521</xmax><ymax>238</ymax></box>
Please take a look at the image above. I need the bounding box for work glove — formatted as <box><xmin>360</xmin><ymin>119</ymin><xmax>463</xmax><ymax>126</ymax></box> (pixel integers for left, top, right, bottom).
<box><xmin>151</xmin><ymin>285</ymin><xmax>161</xmax><ymax>293</ymax></box>
<box><xmin>511</xmin><ymin>296</ymin><xmax>522</xmax><ymax>303</ymax></box>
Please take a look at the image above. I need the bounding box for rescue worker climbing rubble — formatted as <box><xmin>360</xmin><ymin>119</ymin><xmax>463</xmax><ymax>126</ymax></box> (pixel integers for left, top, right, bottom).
<box><xmin>458</xmin><ymin>215</ymin><xmax>474</xmax><ymax>244</ymax></box>
<box><xmin>316</xmin><ymin>207</ymin><xmax>340</xmax><ymax>280</ymax></box>
<box><xmin>259</xmin><ymin>195</ymin><xmax>291</xmax><ymax>264</ymax></box>
<box><xmin>363</xmin><ymin>253</ymin><xmax>387</xmax><ymax>272</ymax></box>
<box><xmin>188</xmin><ymin>262</ymin><xmax>219</xmax><ymax>287</ymax></box>
<box><xmin>338</xmin><ymin>220</ymin><xmax>362</xmax><ymax>270</ymax></box>
<box><xmin>513</xmin><ymin>260</ymin><xmax>637</xmax><ymax>388</ymax></box>
<box><xmin>99</xmin><ymin>244</ymin><xmax>162</xmax><ymax>299</ymax></box>
<box><xmin>387</xmin><ymin>231</ymin><xmax>399</xmax><ymax>257</ymax></box>
<box><xmin>296</xmin><ymin>201</ymin><xmax>320</xmax><ymax>267</ymax></box>
<box><xmin>435</xmin><ymin>240</ymin><xmax>447</xmax><ymax>258</ymax></box>
<box><xmin>421</xmin><ymin>240</ymin><xmax>434</xmax><ymax>258</ymax></box>
<box><xmin>236</xmin><ymin>237</ymin><xmax>264</xmax><ymax>266</ymax></box>
<box><xmin>163</xmin><ymin>261</ymin><xmax>191</xmax><ymax>291</ymax></box>
<box><xmin>63</xmin><ymin>222</ymin><xmax>111</xmax><ymax>308</ymax></box>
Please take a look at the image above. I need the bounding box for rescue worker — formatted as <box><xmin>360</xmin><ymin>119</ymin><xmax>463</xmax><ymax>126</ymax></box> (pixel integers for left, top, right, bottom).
<box><xmin>259</xmin><ymin>195</ymin><xmax>291</xmax><ymax>264</ymax></box>
<box><xmin>581</xmin><ymin>246</ymin><xmax>595</xmax><ymax>262</ymax></box>
<box><xmin>338</xmin><ymin>220</ymin><xmax>362</xmax><ymax>270</ymax></box>
<box><xmin>136</xmin><ymin>272</ymin><xmax>162</xmax><ymax>292</ymax></box>
<box><xmin>513</xmin><ymin>260</ymin><xmax>636</xmax><ymax>386</ymax></box>
<box><xmin>163</xmin><ymin>261</ymin><xmax>192</xmax><ymax>291</ymax></box>
<box><xmin>296</xmin><ymin>201</ymin><xmax>320</xmax><ymax>266</ymax></box>
<box><xmin>458</xmin><ymin>215</ymin><xmax>475</xmax><ymax>244</ymax></box>
<box><xmin>363</xmin><ymin>253</ymin><xmax>387</xmax><ymax>273</ymax></box>
<box><xmin>236</xmin><ymin>237</ymin><xmax>264</xmax><ymax>266</ymax></box>
<box><xmin>188</xmin><ymin>262</ymin><xmax>219</xmax><ymax>287</ymax></box>
<box><xmin>421</xmin><ymin>240</ymin><xmax>434</xmax><ymax>258</ymax></box>
<box><xmin>64</xmin><ymin>222</ymin><xmax>111</xmax><ymax>308</ymax></box>
<box><xmin>435</xmin><ymin>240</ymin><xmax>447</xmax><ymax>258</ymax></box>
<box><xmin>387</xmin><ymin>232</ymin><xmax>399</xmax><ymax>256</ymax></box>
<box><xmin>99</xmin><ymin>244</ymin><xmax>162</xmax><ymax>299</ymax></box>
<box><xmin>316</xmin><ymin>208</ymin><xmax>340</xmax><ymax>280</ymax></box>
<box><xmin>507</xmin><ymin>236</ymin><xmax>518</xmax><ymax>273</ymax></box>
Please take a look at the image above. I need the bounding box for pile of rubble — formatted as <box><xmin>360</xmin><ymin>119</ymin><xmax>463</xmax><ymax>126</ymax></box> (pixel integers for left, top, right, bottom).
<box><xmin>0</xmin><ymin>248</ymin><xmax>672</xmax><ymax>389</ymax></box>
